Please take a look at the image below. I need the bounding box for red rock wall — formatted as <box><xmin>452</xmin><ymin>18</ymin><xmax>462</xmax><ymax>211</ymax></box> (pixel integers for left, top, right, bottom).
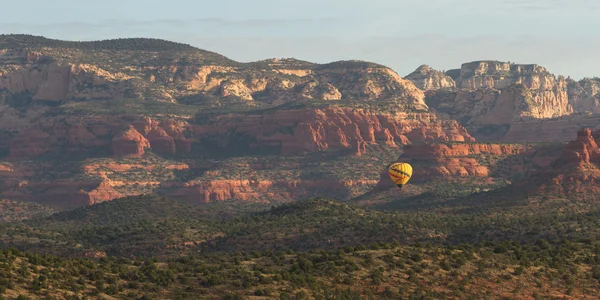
<box><xmin>7</xmin><ymin>107</ymin><xmax>475</xmax><ymax>159</ymax></box>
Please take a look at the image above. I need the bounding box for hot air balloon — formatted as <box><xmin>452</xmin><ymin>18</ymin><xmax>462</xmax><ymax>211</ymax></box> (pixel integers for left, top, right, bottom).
<box><xmin>387</xmin><ymin>162</ymin><xmax>413</xmax><ymax>189</ymax></box>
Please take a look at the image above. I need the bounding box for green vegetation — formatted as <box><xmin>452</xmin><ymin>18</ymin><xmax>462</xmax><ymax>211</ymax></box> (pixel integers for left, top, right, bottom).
<box><xmin>0</xmin><ymin>34</ymin><xmax>199</xmax><ymax>52</ymax></box>
<box><xmin>315</xmin><ymin>60</ymin><xmax>392</xmax><ymax>70</ymax></box>
<box><xmin>474</xmin><ymin>124</ymin><xmax>512</xmax><ymax>137</ymax></box>
<box><xmin>2</xmin><ymin>195</ymin><xmax>600</xmax><ymax>299</ymax></box>
<box><xmin>3</xmin><ymin>190</ymin><xmax>600</xmax><ymax>258</ymax></box>
<box><xmin>1</xmin><ymin>238</ymin><xmax>599</xmax><ymax>299</ymax></box>
<box><xmin>0</xmin><ymin>200</ymin><xmax>57</xmax><ymax>223</ymax></box>
<box><xmin>49</xmin><ymin>98</ymin><xmax>201</xmax><ymax>117</ymax></box>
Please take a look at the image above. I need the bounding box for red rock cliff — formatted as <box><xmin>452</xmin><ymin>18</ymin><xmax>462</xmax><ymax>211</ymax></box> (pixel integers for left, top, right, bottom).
<box><xmin>7</xmin><ymin>107</ymin><xmax>474</xmax><ymax>159</ymax></box>
<box><xmin>192</xmin><ymin>107</ymin><xmax>474</xmax><ymax>156</ymax></box>
<box><xmin>520</xmin><ymin>128</ymin><xmax>600</xmax><ymax>196</ymax></box>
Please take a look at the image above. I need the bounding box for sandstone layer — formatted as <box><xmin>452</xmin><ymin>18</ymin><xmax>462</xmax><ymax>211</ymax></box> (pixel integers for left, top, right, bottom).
<box><xmin>192</xmin><ymin>107</ymin><xmax>474</xmax><ymax>156</ymax></box>
<box><xmin>404</xmin><ymin>65</ymin><xmax>455</xmax><ymax>90</ymax></box>
<box><xmin>167</xmin><ymin>179</ymin><xmax>379</xmax><ymax>204</ymax></box>
<box><xmin>409</xmin><ymin>61</ymin><xmax>600</xmax><ymax>142</ymax></box>
<box><xmin>0</xmin><ymin>45</ymin><xmax>428</xmax><ymax>111</ymax></box>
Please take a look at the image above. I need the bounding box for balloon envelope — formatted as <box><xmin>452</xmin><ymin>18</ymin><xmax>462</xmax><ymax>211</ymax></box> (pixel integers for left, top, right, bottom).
<box><xmin>387</xmin><ymin>162</ymin><xmax>413</xmax><ymax>189</ymax></box>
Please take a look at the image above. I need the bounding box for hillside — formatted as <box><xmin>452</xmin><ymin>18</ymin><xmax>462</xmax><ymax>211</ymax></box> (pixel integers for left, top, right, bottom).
<box><xmin>4</xmin><ymin>192</ymin><xmax>600</xmax><ymax>261</ymax></box>
<box><xmin>3</xmin><ymin>194</ymin><xmax>600</xmax><ymax>299</ymax></box>
<box><xmin>2</xmin><ymin>239</ymin><xmax>599</xmax><ymax>299</ymax></box>
<box><xmin>0</xmin><ymin>199</ymin><xmax>57</xmax><ymax>222</ymax></box>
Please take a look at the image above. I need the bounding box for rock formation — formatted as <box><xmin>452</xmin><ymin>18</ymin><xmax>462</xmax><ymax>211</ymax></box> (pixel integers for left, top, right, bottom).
<box><xmin>407</xmin><ymin>61</ymin><xmax>600</xmax><ymax>142</ymax></box>
<box><xmin>2</xmin><ymin>179</ymin><xmax>123</xmax><ymax>209</ymax></box>
<box><xmin>192</xmin><ymin>107</ymin><xmax>474</xmax><ymax>156</ymax></box>
<box><xmin>167</xmin><ymin>179</ymin><xmax>379</xmax><ymax>204</ymax></box>
<box><xmin>462</xmin><ymin>128</ymin><xmax>600</xmax><ymax>202</ymax></box>
<box><xmin>111</xmin><ymin>125</ymin><xmax>151</xmax><ymax>158</ymax></box>
<box><xmin>567</xmin><ymin>77</ymin><xmax>600</xmax><ymax>113</ymax></box>
<box><xmin>404</xmin><ymin>65</ymin><xmax>455</xmax><ymax>90</ymax></box>
<box><xmin>0</xmin><ymin>42</ymin><xmax>429</xmax><ymax>111</ymax></box>
<box><xmin>529</xmin><ymin>128</ymin><xmax>600</xmax><ymax>195</ymax></box>
<box><xmin>1</xmin><ymin>35</ymin><xmax>600</xmax><ymax>208</ymax></box>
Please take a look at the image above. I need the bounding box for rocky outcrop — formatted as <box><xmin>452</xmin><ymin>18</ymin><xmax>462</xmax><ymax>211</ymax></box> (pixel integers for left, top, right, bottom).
<box><xmin>146</xmin><ymin>127</ymin><xmax>176</xmax><ymax>154</ymax></box>
<box><xmin>2</xmin><ymin>179</ymin><xmax>123</xmax><ymax>209</ymax></box>
<box><xmin>7</xmin><ymin>108</ymin><xmax>474</xmax><ymax>159</ymax></box>
<box><xmin>192</xmin><ymin>107</ymin><xmax>474</xmax><ymax>155</ymax></box>
<box><xmin>397</xmin><ymin>143</ymin><xmax>524</xmax><ymax>182</ymax></box>
<box><xmin>5</xmin><ymin>35</ymin><xmax>600</xmax><ymax>208</ymax></box>
<box><xmin>7</xmin><ymin>116</ymin><xmax>193</xmax><ymax>159</ymax></box>
<box><xmin>432</xmin><ymin>61</ymin><xmax>572</xmax><ymax>119</ymax></box>
<box><xmin>513</xmin><ymin>128</ymin><xmax>600</xmax><ymax>197</ymax></box>
<box><xmin>168</xmin><ymin>179</ymin><xmax>378</xmax><ymax>204</ymax></box>
<box><xmin>0</xmin><ymin>43</ymin><xmax>429</xmax><ymax>111</ymax></box>
<box><xmin>422</xmin><ymin>61</ymin><xmax>600</xmax><ymax>142</ymax></box>
<box><xmin>405</xmin><ymin>65</ymin><xmax>455</xmax><ymax>90</ymax></box>
<box><xmin>0</xmin><ymin>61</ymin><xmax>134</xmax><ymax>102</ymax></box>
<box><xmin>553</xmin><ymin>128</ymin><xmax>600</xmax><ymax>166</ymax></box>
<box><xmin>453</xmin><ymin>61</ymin><xmax>554</xmax><ymax>90</ymax></box>
<box><xmin>0</xmin><ymin>107</ymin><xmax>476</xmax><ymax>208</ymax></box>
<box><xmin>567</xmin><ymin>77</ymin><xmax>600</xmax><ymax>113</ymax></box>
<box><xmin>111</xmin><ymin>125</ymin><xmax>151</xmax><ymax>158</ymax></box>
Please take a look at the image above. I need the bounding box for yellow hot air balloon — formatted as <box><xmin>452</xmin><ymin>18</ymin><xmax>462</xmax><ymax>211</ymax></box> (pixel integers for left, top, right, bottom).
<box><xmin>387</xmin><ymin>162</ymin><xmax>413</xmax><ymax>189</ymax></box>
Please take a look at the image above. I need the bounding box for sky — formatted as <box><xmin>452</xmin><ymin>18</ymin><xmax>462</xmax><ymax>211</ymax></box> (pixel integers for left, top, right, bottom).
<box><xmin>1</xmin><ymin>0</ymin><xmax>599</xmax><ymax>80</ymax></box>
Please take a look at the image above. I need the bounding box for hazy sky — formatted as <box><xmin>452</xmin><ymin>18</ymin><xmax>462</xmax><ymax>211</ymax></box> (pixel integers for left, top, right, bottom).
<box><xmin>1</xmin><ymin>0</ymin><xmax>599</xmax><ymax>79</ymax></box>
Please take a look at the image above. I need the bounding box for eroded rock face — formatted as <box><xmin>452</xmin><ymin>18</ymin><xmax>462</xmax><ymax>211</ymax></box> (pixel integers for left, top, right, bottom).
<box><xmin>6</xmin><ymin>107</ymin><xmax>474</xmax><ymax>160</ymax></box>
<box><xmin>168</xmin><ymin>179</ymin><xmax>379</xmax><ymax>204</ymax></box>
<box><xmin>516</xmin><ymin>128</ymin><xmax>600</xmax><ymax>196</ymax></box>
<box><xmin>192</xmin><ymin>107</ymin><xmax>474</xmax><ymax>155</ymax></box>
<box><xmin>2</xmin><ymin>179</ymin><xmax>123</xmax><ymax>209</ymax></box>
<box><xmin>0</xmin><ymin>49</ymin><xmax>429</xmax><ymax>110</ymax></box>
<box><xmin>0</xmin><ymin>62</ymin><xmax>134</xmax><ymax>102</ymax></box>
<box><xmin>405</xmin><ymin>65</ymin><xmax>456</xmax><ymax>90</ymax></box>
<box><xmin>430</xmin><ymin>62</ymin><xmax>572</xmax><ymax>120</ymax></box>
<box><xmin>111</xmin><ymin>125</ymin><xmax>151</xmax><ymax>158</ymax></box>
<box><xmin>401</xmin><ymin>143</ymin><xmax>523</xmax><ymax>181</ymax></box>
<box><xmin>7</xmin><ymin>116</ymin><xmax>193</xmax><ymax>159</ymax></box>
<box><xmin>0</xmin><ymin>106</ymin><xmax>477</xmax><ymax>208</ymax></box>
<box><xmin>553</xmin><ymin>128</ymin><xmax>600</xmax><ymax>167</ymax></box>
<box><xmin>567</xmin><ymin>78</ymin><xmax>600</xmax><ymax>113</ymax></box>
<box><xmin>420</xmin><ymin>61</ymin><xmax>600</xmax><ymax>142</ymax></box>
<box><xmin>5</xmin><ymin>38</ymin><xmax>600</xmax><ymax>209</ymax></box>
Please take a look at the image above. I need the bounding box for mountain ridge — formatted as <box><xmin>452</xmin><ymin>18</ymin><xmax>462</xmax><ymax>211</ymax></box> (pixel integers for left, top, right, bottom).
<box><xmin>1</xmin><ymin>34</ymin><xmax>600</xmax><ymax>209</ymax></box>
<box><xmin>0</xmin><ymin>34</ymin><xmax>393</xmax><ymax>71</ymax></box>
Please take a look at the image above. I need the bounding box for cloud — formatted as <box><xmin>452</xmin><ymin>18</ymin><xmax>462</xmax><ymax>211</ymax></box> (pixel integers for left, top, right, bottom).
<box><xmin>0</xmin><ymin>17</ymin><xmax>345</xmax><ymax>32</ymax></box>
<box><xmin>192</xmin><ymin>17</ymin><xmax>343</xmax><ymax>27</ymax></box>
